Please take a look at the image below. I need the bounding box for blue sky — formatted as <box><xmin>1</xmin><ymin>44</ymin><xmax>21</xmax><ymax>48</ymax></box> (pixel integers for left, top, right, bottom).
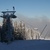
<box><xmin>0</xmin><ymin>0</ymin><xmax>50</xmax><ymax>18</ymax></box>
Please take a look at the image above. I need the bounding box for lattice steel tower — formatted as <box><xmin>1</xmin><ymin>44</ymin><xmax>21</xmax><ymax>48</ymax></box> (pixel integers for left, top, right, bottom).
<box><xmin>0</xmin><ymin>7</ymin><xmax>17</xmax><ymax>42</ymax></box>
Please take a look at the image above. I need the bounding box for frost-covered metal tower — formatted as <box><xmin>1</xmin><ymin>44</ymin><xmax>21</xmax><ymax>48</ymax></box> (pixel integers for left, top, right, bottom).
<box><xmin>0</xmin><ymin>7</ymin><xmax>17</xmax><ymax>42</ymax></box>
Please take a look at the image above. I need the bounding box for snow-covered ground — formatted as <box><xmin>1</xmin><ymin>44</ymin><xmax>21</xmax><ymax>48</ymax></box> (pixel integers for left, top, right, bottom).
<box><xmin>0</xmin><ymin>40</ymin><xmax>50</xmax><ymax>50</ymax></box>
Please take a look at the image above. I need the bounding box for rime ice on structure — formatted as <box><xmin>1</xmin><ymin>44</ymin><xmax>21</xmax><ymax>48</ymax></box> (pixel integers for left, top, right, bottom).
<box><xmin>0</xmin><ymin>7</ymin><xmax>17</xmax><ymax>42</ymax></box>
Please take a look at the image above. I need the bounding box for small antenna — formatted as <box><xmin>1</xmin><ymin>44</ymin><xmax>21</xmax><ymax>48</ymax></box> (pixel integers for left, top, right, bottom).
<box><xmin>13</xmin><ymin>6</ymin><xmax>15</xmax><ymax>11</ymax></box>
<box><xmin>13</xmin><ymin>6</ymin><xmax>15</xmax><ymax>14</ymax></box>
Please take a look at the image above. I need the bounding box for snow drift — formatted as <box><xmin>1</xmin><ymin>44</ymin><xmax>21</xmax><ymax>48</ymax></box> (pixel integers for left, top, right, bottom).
<box><xmin>0</xmin><ymin>40</ymin><xmax>50</xmax><ymax>50</ymax></box>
